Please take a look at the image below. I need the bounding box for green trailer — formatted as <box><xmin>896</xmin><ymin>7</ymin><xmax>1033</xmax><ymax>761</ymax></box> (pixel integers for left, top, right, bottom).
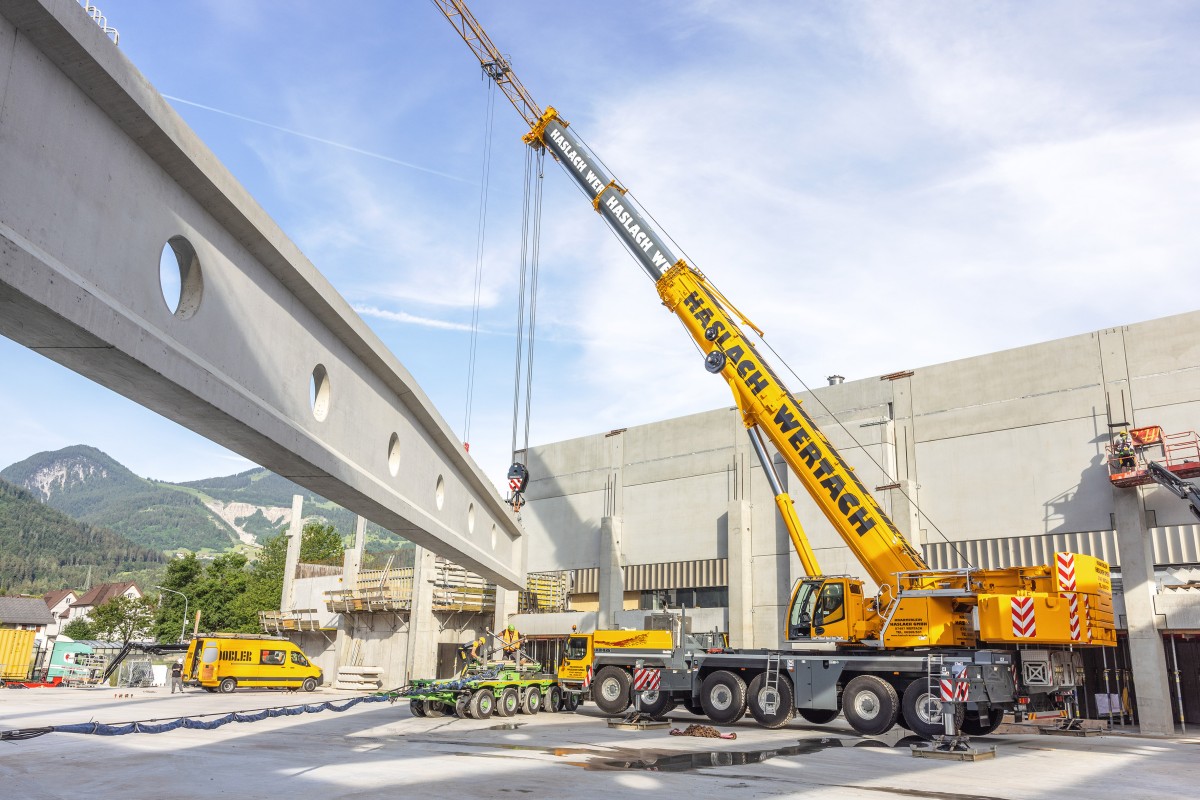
<box><xmin>401</xmin><ymin>661</ymin><xmax>580</xmax><ymax>719</ymax></box>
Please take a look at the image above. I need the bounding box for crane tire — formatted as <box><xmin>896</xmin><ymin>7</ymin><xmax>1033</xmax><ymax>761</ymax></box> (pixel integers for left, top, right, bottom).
<box><xmin>797</xmin><ymin>707</ymin><xmax>840</xmax><ymax>725</ymax></box>
<box><xmin>747</xmin><ymin>672</ymin><xmax>795</xmax><ymax>729</ymax></box>
<box><xmin>961</xmin><ymin>707</ymin><xmax>1005</xmax><ymax>736</ymax></box>
<box><xmin>700</xmin><ymin>670</ymin><xmax>748</xmax><ymax>725</ymax></box>
<box><xmin>592</xmin><ymin>666</ymin><xmax>632</xmax><ymax>715</ymax></box>
<box><xmin>842</xmin><ymin>675</ymin><xmax>899</xmax><ymax>736</ymax></box>
<box><xmin>901</xmin><ymin>678</ymin><xmax>964</xmax><ymax>739</ymax></box>
<box><xmin>637</xmin><ymin>690</ymin><xmax>676</xmax><ymax>719</ymax></box>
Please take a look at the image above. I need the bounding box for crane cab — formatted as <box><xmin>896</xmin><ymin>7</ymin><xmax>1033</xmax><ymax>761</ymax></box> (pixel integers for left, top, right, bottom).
<box><xmin>786</xmin><ymin>577</ymin><xmax>866</xmax><ymax>643</ymax></box>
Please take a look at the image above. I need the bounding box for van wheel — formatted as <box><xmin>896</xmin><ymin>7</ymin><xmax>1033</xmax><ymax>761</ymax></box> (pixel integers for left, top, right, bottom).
<box><xmin>497</xmin><ymin>687</ymin><xmax>519</xmax><ymax>717</ymax></box>
<box><xmin>410</xmin><ymin>699</ymin><xmax>427</xmax><ymax>717</ymax></box>
<box><xmin>797</xmin><ymin>708</ymin><xmax>840</xmax><ymax>725</ymax></box>
<box><xmin>302</xmin><ymin>678</ymin><xmax>317</xmax><ymax>693</ymax></box>
<box><xmin>701</xmin><ymin>670</ymin><xmax>747</xmax><ymax>725</ymax></box>
<box><xmin>842</xmin><ymin>675</ymin><xmax>899</xmax><ymax>736</ymax></box>
<box><xmin>469</xmin><ymin>689</ymin><xmax>495</xmax><ymax>719</ymax></box>
<box><xmin>218</xmin><ymin>678</ymin><xmax>237</xmax><ymax>694</ymax></box>
<box><xmin>545</xmin><ymin>685</ymin><xmax>563</xmax><ymax>713</ymax></box>
<box><xmin>902</xmin><ymin>678</ymin><xmax>964</xmax><ymax>739</ymax></box>
<box><xmin>748</xmin><ymin>673</ymin><xmax>795</xmax><ymax>729</ymax></box>
<box><xmin>592</xmin><ymin>667</ymin><xmax>632</xmax><ymax>715</ymax></box>
<box><xmin>522</xmin><ymin>686</ymin><xmax>542</xmax><ymax>715</ymax></box>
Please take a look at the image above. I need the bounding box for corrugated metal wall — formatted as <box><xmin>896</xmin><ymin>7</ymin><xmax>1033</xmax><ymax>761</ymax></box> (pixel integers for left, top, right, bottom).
<box><xmin>924</xmin><ymin>524</ymin><xmax>1200</xmax><ymax>571</ymax></box>
<box><xmin>573</xmin><ymin>558</ymin><xmax>728</xmax><ymax>593</ymax></box>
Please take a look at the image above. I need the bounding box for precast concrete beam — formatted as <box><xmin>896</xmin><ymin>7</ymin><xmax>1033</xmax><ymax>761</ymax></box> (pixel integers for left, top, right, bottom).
<box><xmin>0</xmin><ymin>0</ymin><xmax>521</xmax><ymax>586</ymax></box>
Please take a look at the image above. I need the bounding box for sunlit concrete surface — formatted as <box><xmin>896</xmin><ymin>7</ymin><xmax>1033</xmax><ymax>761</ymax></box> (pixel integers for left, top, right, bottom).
<box><xmin>1</xmin><ymin>686</ymin><xmax>1197</xmax><ymax>799</ymax></box>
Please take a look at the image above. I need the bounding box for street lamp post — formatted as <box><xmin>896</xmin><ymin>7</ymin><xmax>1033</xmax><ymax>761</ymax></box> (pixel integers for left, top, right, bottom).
<box><xmin>154</xmin><ymin>586</ymin><xmax>189</xmax><ymax>643</ymax></box>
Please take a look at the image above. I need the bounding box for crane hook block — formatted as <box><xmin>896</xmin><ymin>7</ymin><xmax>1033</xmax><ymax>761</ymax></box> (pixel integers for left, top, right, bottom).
<box><xmin>507</xmin><ymin>462</ymin><xmax>530</xmax><ymax>494</ymax></box>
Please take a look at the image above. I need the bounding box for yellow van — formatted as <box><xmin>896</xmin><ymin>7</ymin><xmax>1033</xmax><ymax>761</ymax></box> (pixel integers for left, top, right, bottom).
<box><xmin>183</xmin><ymin>634</ymin><xmax>322</xmax><ymax>693</ymax></box>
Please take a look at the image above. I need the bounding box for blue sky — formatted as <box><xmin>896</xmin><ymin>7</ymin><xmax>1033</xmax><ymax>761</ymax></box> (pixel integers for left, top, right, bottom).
<box><xmin>4</xmin><ymin>0</ymin><xmax>1200</xmax><ymax>489</ymax></box>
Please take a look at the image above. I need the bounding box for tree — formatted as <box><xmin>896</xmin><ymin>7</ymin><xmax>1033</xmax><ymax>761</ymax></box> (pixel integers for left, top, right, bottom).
<box><xmin>89</xmin><ymin>595</ymin><xmax>157</xmax><ymax>644</ymax></box>
<box><xmin>240</xmin><ymin>522</ymin><xmax>345</xmax><ymax>616</ymax></box>
<box><xmin>61</xmin><ymin>617</ymin><xmax>95</xmax><ymax>640</ymax></box>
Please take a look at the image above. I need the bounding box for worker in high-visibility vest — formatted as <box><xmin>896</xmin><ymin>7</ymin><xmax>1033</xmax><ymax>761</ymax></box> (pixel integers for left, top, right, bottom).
<box><xmin>500</xmin><ymin>623</ymin><xmax>520</xmax><ymax>662</ymax></box>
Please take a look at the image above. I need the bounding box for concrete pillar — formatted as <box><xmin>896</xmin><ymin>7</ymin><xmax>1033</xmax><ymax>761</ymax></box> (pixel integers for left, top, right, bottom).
<box><xmin>727</xmin><ymin>499</ymin><xmax>754</xmax><ymax>648</ymax></box>
<box><xmin>598</xmin><ymin>516</ymin><xmax>625</xmax><ymax>629</ymax></box>
<box><xmin>281</xmin><ymin>494</ymin><xmax>304</xmax><ymax>611</ymax></box>
<box><xmin>1113</xmin><ymin>486</ymin><xmax>1173</xmax><ymax>734</ymax></box>
<box><xmin>405</xmin><ymin>546</ymin><xmax>438</xmax><ymax>682</ymax></box>
<box><xmin>336</xmin><ymin>516</ymin><xmax>367</xmax><ymax>668</ymax></box>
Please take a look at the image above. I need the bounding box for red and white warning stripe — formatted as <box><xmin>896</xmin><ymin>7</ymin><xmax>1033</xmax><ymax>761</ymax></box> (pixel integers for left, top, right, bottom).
<box><xmin>1067</xmin><ymin>592</ymin><xmax>1081</xmax><ymax>641</ymax></box>
<box><xmin>1056</xmin><ymin>553</ymin><xmax>1078</xmax><ymax>592</ymax></box>
<box><xmin>955</xmin><ymin>680</ymin><xmax>970</xmax><ymax>702</ymax></box>
<box><xmin>632</xmin><ymin>667</ymin><xmax>661</xmax><ymax>692</ymax></box>
<box><xmin>582</xmin><ymin>665</ymin><xmax>593</xmax><ymax>690</ymax></box>
<box><xmin>940</xmin><ymin>678</ymin><xmax>954</xmax><ymax>701</ymax></box>
<box><xmin>1011</xmin><ymin>596</ymin><xmax>1037</xmax><ymax>638</ymax></box>
<box><xmin>509</xmin><ymin>478</ymin><xmax>523</xmax><ymax>492</ymax></box>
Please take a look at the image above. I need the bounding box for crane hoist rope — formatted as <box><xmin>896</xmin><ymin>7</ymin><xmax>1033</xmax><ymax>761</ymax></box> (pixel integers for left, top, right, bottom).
<box><xmin>461</xmin><ymin>75</ymin><xmax>498</xmax><ymax>450</ymax></box>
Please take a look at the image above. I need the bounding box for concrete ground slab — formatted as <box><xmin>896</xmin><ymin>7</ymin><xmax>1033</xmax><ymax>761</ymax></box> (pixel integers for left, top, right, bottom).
<box><xmin>2</xmin><ymin>686</ymin><xmax>1198</xmax><ymax>799</ymax></box>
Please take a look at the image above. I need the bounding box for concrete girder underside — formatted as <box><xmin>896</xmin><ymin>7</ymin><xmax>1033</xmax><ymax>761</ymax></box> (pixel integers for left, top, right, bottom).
<box><xmin>0</xmin><ymin>0</ymin><xmax>521</xmax><ymax>587</ymax></box>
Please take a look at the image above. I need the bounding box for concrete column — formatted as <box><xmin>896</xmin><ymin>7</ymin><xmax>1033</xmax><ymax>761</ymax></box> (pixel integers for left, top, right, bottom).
<box><xmin>405</xmin><ymin>546</ymin><xmax>438</xmax><ymax>682</ymax></box>
<box><xmin>342</xmin><ymin>515</ymin><xmax>366</xmax><ymax>584</ymax></box>
<box><xmin>1113</xmin><ymin>486</ymin><xmax>1173</xmax><ymax>734</ymax></box>
<box><xmin>727</xmin><ymin>499</ymin><xmax>754</xmax><ymax>648</ymax></box>
<box><xmin>281</xmin><ymin>494</ymin><xmax>304</xmax><ymax>611</ymax></box>
<box><xmin>598</xmin><ymin>516</ymin><xmax>625</xmax><ymax>629</ymax></box>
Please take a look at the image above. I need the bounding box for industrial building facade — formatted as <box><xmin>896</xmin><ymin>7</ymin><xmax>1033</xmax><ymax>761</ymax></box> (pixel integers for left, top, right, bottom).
<box><xmin>517</xmin><ymin>310</ymin><xmax>1200</xmax><ymax>733</ymax></box>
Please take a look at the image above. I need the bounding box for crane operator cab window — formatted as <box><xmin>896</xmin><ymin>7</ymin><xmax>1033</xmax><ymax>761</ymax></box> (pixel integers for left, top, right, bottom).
<box><xmin>788</xmin><ymin>579</ymin><xmax>848</xmax><ymax>641</ymax></box>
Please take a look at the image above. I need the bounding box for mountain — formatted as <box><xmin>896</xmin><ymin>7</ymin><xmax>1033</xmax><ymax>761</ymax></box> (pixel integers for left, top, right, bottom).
<box><xmin>0</xmin><ymin>477</ymin><xmax>166</xmax><ymax>594</ymax></box>
<box><xmin>1</xmin><ymin>445</ymin><xmax>238</xmax><ymax>551</ymax></box>
<box><xmin>1</xmin><ymin>446</ymin><xmax>409</xmax><ymax>556</ymax></box>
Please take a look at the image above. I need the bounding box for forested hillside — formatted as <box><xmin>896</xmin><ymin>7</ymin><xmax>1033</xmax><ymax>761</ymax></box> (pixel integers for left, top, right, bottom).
<box><xmin>0</xmin><ymin>478</ymin><xmax>166</xmax><ymax>594</ymax></box>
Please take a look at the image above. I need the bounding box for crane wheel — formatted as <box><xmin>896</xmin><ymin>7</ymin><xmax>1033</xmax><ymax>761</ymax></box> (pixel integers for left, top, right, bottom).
<box><xmin>636</xmin><ymin>689</ymin><xmax>676</xmax><ymax>719</ymax></box>
<box><xmin>961</xmin><ymin>707</ymin><xmax>1005</xmax><ymax>736</ymax></box>
<box><xmin>700</xmin><ymin>670</ymin><xmax>748</xmax><ymax>725</ymax></box>
<box><xmin>796</xmin><ymin>707</ymin><xmax>840</xmax><ymax>725</ymax></box>
<box><xmin>683</xmin><ymin>697</ymin><xmax>705</xmax><ymax>716</ymax></box>
<box><xmin>747</xmin><ymin>673</ymin><xmax>795</xmax><ymax>729</ymax></box>
<box><xmin>496</xmin><ymin>687</ymin><xmax>519</xmax><ymax>717</ymax></box>
<box><xmin>842</xmin><ymin>675</ymin><xmax>899</xmax><ymax>736</ymax></box>
<box><xmin>592</xmin><ymin>666</ymin><xmax>632</xmax><ymax>715</ymax></box>
<box><xmin>901</xmin><ymin>678</ymin><xmax>964</xmax><ymax>739</ymax></box>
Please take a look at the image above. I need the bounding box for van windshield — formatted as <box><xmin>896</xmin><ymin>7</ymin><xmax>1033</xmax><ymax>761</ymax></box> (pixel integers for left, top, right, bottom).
<box><xmin>290</xmin><ymin>652</ymin><xmax>309</xmax><ymax>667</ymax></box>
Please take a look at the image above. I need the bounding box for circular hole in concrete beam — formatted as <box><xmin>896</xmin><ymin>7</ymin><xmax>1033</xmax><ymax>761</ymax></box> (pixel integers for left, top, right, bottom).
<box><xmin>310</xmin><ymin>364</ymin><xmax>331</xmax><ymax>422</ymax></box>
<box><xmin>435</xmin><ymin>475</ymin><xmax>445</xmax><ymax>510</ymax></box>
<box><xmin>159</xmin><ymin>236</ymin><xmax>203</xmax><ymax>318</ymax></box>
<box><xmin>387</xmin><ymin>433</ymin><xmax>401</xmax><ymax>477</ymax></box>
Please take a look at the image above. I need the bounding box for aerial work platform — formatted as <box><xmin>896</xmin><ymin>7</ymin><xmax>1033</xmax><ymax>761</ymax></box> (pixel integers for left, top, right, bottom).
<box><xmin>1107</xmin><ymin>426</ymin><xmax>1200</xmax><ymax>488</ymax></box>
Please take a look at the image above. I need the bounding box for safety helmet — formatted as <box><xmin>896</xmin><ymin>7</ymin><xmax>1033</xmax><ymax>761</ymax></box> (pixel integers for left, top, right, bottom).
<box><xmin>507</xmin><ymin>623</ymin><xmax>515</xmax><ymax>631</ymax></box>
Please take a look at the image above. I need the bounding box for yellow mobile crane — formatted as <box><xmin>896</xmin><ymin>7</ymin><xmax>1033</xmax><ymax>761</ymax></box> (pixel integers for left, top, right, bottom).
<box><xmin>432</xmin><ymin>1</ymin><xmax>1116</xmax><ymax>738</ymax></box>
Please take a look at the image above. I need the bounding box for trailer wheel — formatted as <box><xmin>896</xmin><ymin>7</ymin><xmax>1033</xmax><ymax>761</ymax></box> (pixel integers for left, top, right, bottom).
<box><xmin>592</xmin><ymin>666</ymin><xmax>632</xmax><ymax>715</ymax></box>
<box><xmin>545</xmin><ymin>685</ymin><xmax>563</xmax><ymax>713</ymax></box>
<box><xmin>469</xmin><ymin>689</ymin><xmax>495</xmax><ymax>719</ymax></box>
<box><xmin>961</xmin><ymin>707</ymin><xmax>1005</xmax><ymax>736</ymax></box>
<box><xmin>497</xmin><ymin>687</ymin><xmax>519</xmax><ymax>717</ymax></box>
<box><xmin>218</xmin><ymin>677</ymin><xmax>237</xmax><ymax>694</ymax></box>
<box><xmin>424</xmin><ymin>700</ymin><xmax>447</xmax><ymax>718</ymax></box>
<box><xmin>410</xmin><ymin>699</ymin><xmax>427</xmax><ymax>717</ymax></box>
<box><xmin>455</xmin><ymin>695</ymin><xmax>471</xmax><ymax>718</ymax></box>
<box><xmin>700</xmin><ymin>670</ymin><xmax>747</xmax><ymax>725</ymax></box>
<box><xmin>842</xmin><ymin>675</ymin><xmax>899</xmax><ymax>735</ymax></box>
<box><xmin>901</xmin><ymin>678</ymin><xmax>964</xmax><ymax>739</ymax></box>
<box><xmin>796</xmin><ymin>708</ymin><xmax>840</xmax><ymax>725</ymax></box>
<box><xmin>565</xmin><ymin>692</ymin><xmax>580</xmax><ymax>712</ymax></box>
<box><xmin>522</xmin><ymin>686</ymin><xmax>542</xmax><ymax>714</ymax></box>
<box><xmin>747</xmin><ymin>673</ymin><xmax>795</xmax><ymax>729</ymax></box>
<box><xmin>302</xmin><ymin>678</ymin><xmax>317</xmax><ymax>693</ymax></box>
<box><xmin>637</xmin><ymin>689</ymin><xmax>676</xmax><ymax>719</ymax></box>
